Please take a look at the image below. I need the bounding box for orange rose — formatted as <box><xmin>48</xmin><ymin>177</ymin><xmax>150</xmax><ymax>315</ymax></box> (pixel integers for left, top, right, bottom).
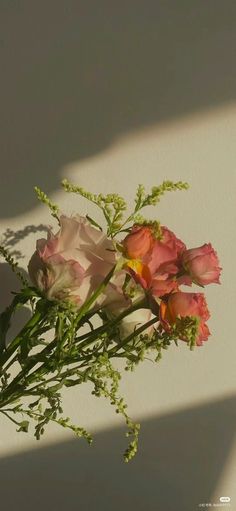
<box><xmin>123</xmin><ymin>225</ymin><xmax>154</xmax><ymax>259</ymax></box>
<box><xmin>160</xmin><ymin>291</ymin><xmax>210</xmax><ymax>346</ymax></box>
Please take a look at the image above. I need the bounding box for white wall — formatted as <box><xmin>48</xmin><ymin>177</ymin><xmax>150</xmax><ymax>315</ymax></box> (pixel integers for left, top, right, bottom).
<box><xmin>0</xmin><ymin>3</ymin><xmax>236</xmax><ymax>510</ymax></box>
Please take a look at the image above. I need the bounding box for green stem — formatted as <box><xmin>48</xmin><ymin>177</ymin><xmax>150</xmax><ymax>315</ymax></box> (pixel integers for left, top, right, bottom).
<box><xmin>75</xmin><ymin>265</ymin><xmax>116</xmax><ymax>326</ymax></box>
<box><xmin>0</xmin><ymin>308</ymin><xmax>43</xmax><ymax>368</ymax></box>
<box><xmin>109</xmin><ymin>316</ymin><xmax>159</xmax><ymax>356</ymax></box>
<box><xmin>0</xmin><ymin>266</ymin><xmax>116</xmax><ymax>399</ymax></box>
<box><xmin>0</xmin><ymin>270</ymin><xmax>151</xmax><ymax>412</ymax></box>
<box><xmin>4</xmin><ymin>308</ymin><xmax>100</xmax><ymax>393</ymax></box>
<box><xmin>0</xmin><ymin>409</ymin><xmax>23</xmax><ymax>427</ymax></box>
<box><xmin>4</xmin><ymin>354</ymin><xmax>18</xmax><ymax>372</ymax></box>
<box><xmin>0</xmin><ymin>361</ymin><xmax>87</xmax><ymax>408</ymax></box>
<box><xmin>75</xmin><ymin>298</ymin><xmax>147</xmax><ymax>349</ymax></box>
<box><xmin>29</xmin><ymin>316</ymin><xmax>159</xmax><ymax>388</ymax></box>
<box><xmin>0</xmin><ymin>313</ymin><xmax>159</xmax><ymax>409</ymax></box>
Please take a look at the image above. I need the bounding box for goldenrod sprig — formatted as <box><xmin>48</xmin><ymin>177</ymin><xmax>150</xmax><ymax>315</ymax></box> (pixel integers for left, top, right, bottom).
<box><xmin>118</xmin><ymin>180</ymin><xmax>189</xmax><ymax>234</ymax></box>
<box><xmin>62</xmin><ymin>179</ymin><xmax>127</xmax><ymax>236</ymax></box>
<box><xmin>136</xmin><ymin>180</ymin><xmax>189</xmax><ymax>208</ymax></box>
<box><xmin>34</xmin><ymin>187</ymin><xmax>60</xmax><ymax>222</ymax></box>
<box><xmin>61</xmin><ymin>178</ymin><xmax>189</xmax><ymax>238</ymax></box>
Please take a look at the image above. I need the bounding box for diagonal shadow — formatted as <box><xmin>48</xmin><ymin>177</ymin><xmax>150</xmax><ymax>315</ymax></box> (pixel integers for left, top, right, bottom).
<box><xmin>1</xmin><ymin>1</ymin><xmax>236</xmax><ymax>217</ymax></box>
<box><xmin>0</xmin><ymin>263</ymin><xmax>31</xmax><ymax>338</ymax></box>
<box><xmin>0</xmin><ymin>395</ymin><xmax>235</xmax><ymax>511</ymax></box>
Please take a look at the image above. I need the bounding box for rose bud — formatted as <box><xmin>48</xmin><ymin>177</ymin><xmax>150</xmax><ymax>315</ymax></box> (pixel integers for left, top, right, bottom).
<box><xmin>123</xmin><ymin>225</ymin><xmax>154</xmax><ymax>259</ymax></box>
<box><xmin>28</xmin><ymin>215</ymin><xmax>117</xmax><ymax>306</ymax></box>
<box><xmin>182</xmin><ymin>243</ymin><xmax>221</xmax><ymax>286</ymax></box>
<box><xmin>119</xmin><ymin>308</ymin><xmax>158</xmax><ymax>339</ymax></box>
<box><xmin>160</xmin><ymin>291</ymin><xmax>210</xmax><ymax>346</ymax></box>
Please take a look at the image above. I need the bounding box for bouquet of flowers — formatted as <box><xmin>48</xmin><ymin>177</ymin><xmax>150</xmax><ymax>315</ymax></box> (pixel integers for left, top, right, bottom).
<box><xmin>0</xmin><ymin>179</ymin><xmax>221</xmax><ymax>461</ymax></box>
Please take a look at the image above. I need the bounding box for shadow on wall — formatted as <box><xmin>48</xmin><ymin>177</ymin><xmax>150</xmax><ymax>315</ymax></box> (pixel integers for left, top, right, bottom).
<box><xmin>0</xmin><ymin>225</ymin><xmax>50</xmax><ymax>332</ymax></box>
<box><xmin>1</xmin><ymin>1</ymin><xmax>236</xmax><ymax>218</ymax></box>
<box><xmin>0</xmin><ymin>263</ymin><xmax>31</xmax><ymax>338</ymax></box>
<box><xmin>0</xmin><ymin>395</ymin><xmax>235</xmax><ymax>511</ymax></box>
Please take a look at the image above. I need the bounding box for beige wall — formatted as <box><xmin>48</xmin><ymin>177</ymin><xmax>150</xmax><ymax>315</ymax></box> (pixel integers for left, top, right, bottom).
<box><xmin>0</xmin><ymin>3</ymin><xmax>236</xmax><ymax>510</ymax></box>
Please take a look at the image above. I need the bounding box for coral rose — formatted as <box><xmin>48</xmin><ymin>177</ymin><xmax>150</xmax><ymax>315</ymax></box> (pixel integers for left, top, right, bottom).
<box><xmin>160</xmin><ymin>291</ymin><xmax>210</xmax><ymax>346</ymax></box>
<box><xmin>144</xmin><ymin>226</ymin><xmax>186</xmax><ymax>275</ymax></box>
<box><xmin>123</xmin><ymin>225</ymin><xmax>154</xmax><ymax>259</ymax></box>
<box><xmin>124</xmin><ymin>226</ymin><xmax>186</xmax><ymax>298</ymax></box>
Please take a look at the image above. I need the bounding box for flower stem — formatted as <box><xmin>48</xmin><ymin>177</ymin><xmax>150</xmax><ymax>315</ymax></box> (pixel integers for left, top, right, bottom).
<box><xmin>109</xmin><ymin>316</ymin><xmax>159</xmax><ymax>356</ymax></box>
<box><xmin>75</xmin><ymin>298</ymin><xmax>147</xmax><ymax>349</ymax></box>
<box><xmin>0</xmin><ymin>308</ymin><xmax>43</xmax><ymax>368</ymax></box>
<box><xmin>75</xmin><ymin>265</ymin><xmax>117</xmax><ymax>326</ymax></box>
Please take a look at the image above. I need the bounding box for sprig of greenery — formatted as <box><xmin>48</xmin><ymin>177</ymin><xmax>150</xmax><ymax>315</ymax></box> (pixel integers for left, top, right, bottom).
<box><xmin>62</xmin><ymin>179</ymin><xmax>127</xmax><ymax>236</ymax></box>
<box><xmin>117</xmin><ymin>180</ymin><xmax>189</xmax><ymax>235</ymax></box>
<box><xmin>153</xmin><ymin>316</ymin><xmax>200</xmax><ymax>351</ymax></box>
<box><xmin>88</xmin><ymin>354</ymin><xmax>140</xmax><ymax>462</ymax></box>
<box><xmin>34</xmin><ymin>187</ymin><xmax>60</xmax><ymax>222</ymax></box>
<box><xmin>135</xmin><ymin>180</ymin><xmax>189</xmax><ymax>209</ymax></box>
<box><xmin>61</xmin><ymin>179</ymin><xmax>189</xmax><ymax>238</ymax></box>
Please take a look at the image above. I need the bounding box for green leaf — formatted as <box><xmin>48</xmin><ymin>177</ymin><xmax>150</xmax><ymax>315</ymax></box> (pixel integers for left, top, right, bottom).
<box><xmin>86</xmin><ymin>215</ymin><xmax>103</xmax><ymax>231</ymax></box>
<box><xmin>17</xmin><ymin>420</ymin><xmax>29</xmax><ymax>433</ymax></box>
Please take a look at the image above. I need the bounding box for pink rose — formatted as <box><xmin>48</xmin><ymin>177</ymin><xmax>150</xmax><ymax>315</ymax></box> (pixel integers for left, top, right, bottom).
<box><xmin>123</xmin><ymin>225</ymin><xmax>154</xmax><ymax>259</ymax></box>
<box><xmin>160</xmin><ymin>291</ymin><xmax>210</xmax><ymax>346</ymax></box>
<box><xmin>28</xmin><ymin>215</ymin><xmax>119</xmax><ymax>307</ymax></box>
<box><xmin>181</xmin><ymin>243</ymin><xmax>221</xmax><ymax>286</ymax></box>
